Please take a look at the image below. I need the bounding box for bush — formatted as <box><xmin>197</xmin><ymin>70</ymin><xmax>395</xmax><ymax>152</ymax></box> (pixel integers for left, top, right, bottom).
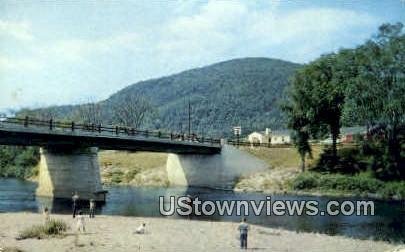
<box><xmin>379</xmin><ymin>181</ymin><xmax>405</xmax><ymax>198</ymax></box>
<box><xmin>291</xmin><ymin>172</ymin><xmax>405</xmax><ymax>199</ymax></box>
<box><xmin>292</xmin><ymin>172</ymin><xmax>320</xmax><ymax>190</ymax></box>
<box><xmin>110</xmin><ymin>170</ymin><xmax>124</xmax><ymax>184</ymax></box>
<box><xmin>18</xmin><ymin>219</ymin><xmax>68</xmax><ymax>240</ymax></box>
<box><xmin>124</xmin><ymin>169</ymin><xmax>139</xmax><ymax>183</ymax></box>
<box><xmin>1</xmin><ymin>247</ymin><xmax>24</xmax><ymax>252</ymax></box>
<box><xmin>314</xmin><ymin>147</ymin><xmax>366</xmax><ymax>174</ymax></box>
<box><xmin>0</xmin><ymin>146</ymin><xmax>40</xmax><ymax>179</ymax></box>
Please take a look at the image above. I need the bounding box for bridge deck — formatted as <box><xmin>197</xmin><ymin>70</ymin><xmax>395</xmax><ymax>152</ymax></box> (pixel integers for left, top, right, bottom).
<box><xmin>0</xmin><ymin>117</ymin><xmax>221</xmax><ymax>154</ymax></box>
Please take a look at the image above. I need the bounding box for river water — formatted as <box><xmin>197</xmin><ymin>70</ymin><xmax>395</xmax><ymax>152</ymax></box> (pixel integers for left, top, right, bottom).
<box><xmin>0</xmin><ymin>178</ymin><xmax>403</xmax><ymax>242</ymax></box>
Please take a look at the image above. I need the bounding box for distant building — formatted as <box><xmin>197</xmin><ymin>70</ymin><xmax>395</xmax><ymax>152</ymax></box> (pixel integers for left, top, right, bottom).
<box><xmin>270</xmin><ymin>130</ymin><xmax>292</xmax><ymax>144</ymax></box>
<box><xmin>247</xmin><ymin>128</ymin><xmax>291</xmax><ymax>146</ymax></box>
<box><xmin>247</xmin><ymin>130</ymin><xmax>270</xmax><ymax>146</ymax></box>
<box><xmin>340</xmin><ymin>126</ymin><xmax>367</xmax><ymax>143</ymax></box>
<box><xmin>321</xmin><ymin>126</ymin><xmax>367</xmax><ymax>144</ymax></box>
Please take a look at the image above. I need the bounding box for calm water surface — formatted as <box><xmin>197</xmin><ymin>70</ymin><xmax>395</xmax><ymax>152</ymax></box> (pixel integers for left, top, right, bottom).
<box><xmin>0</xmin><ymin>178</ymin><xmax>403</xmax><ymax>242</ymax></box>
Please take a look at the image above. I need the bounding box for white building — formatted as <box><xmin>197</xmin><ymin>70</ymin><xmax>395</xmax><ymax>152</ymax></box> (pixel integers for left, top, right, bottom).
<box><xmin>247</xmin><ymin>131</ymin><xmax>270</xmax><ymax>145</ymax></box>
<box><xmin>247</xmin><ymin>128</ymin><xmax>291</xmax><ymax>146</ymax></box>
<box><xmin>270</xmin><ymin>130</ymin><xmax>292</xmax><ymax>144</ymax></box>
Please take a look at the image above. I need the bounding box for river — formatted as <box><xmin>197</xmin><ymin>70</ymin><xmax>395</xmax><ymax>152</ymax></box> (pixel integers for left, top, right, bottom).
<box><xmin>0</xmin><ymin>178</ymin><xmax>403</xmax><ymax>242</ymax></box>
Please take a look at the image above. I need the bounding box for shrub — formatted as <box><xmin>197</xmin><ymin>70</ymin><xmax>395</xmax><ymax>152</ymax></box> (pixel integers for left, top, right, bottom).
<box><xmin>124</xmin><ymin>169</ymin><xmax>139</xmax><ymax>183</ymax></box>
<box><xmin>291</xmin><ymin>172</ymin><xmax>405</xmax><ymax>199</ymax></box>
<box><xmin>314</xmin><ymin>147</ymin><xmax>367</xmax><ymax>174</ymax></box>
<box><xmin>379</xmin><ymin>181</ymin><xmax>405</xmax><ymax>198</ymax></box>
<box><xmin>0</xmin><ymin>146</ymin><xmax>40</xmax><ymax>179</ymax></box>
<box><xmin>292</xmin><ymin>172</ymin><xmax>384</xmax><ymax>193</ymax></box>
<box><xmin>110</xmin><ymin>170</ymin><xmax>124</xmax><ymax>184</ymax></box>
<box><xmin>292</xmin><ymin>172</ymin><xmax>320</xmax><ymax>190</ymax></box>
<box><xmin>17</xmin><ymin>219</ymin><xmax>68</xmax><ymax>240</ymax></box>
<box><xmin>1</xmin><ymin>247</ymin><xmax>24</xmax><ymax>252</ymax></box>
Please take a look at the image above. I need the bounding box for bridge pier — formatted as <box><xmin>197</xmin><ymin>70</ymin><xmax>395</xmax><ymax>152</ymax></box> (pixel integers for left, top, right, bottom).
<box><xmin>166</xmin><ymin>145</ymin><xmax>268</xmax><ymax>189</ymax></box>
<box><xmin>36</xmin><ymin>146</ymin><xmax>105</xmax><ymax>202</ymax></box>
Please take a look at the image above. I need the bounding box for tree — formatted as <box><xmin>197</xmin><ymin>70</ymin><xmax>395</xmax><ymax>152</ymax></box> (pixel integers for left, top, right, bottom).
<box><xmin>18</xmin><ymin>108</ymin><xmax>57</xmax><ymax>120</ymax></box>
<box><xmin>285</xmin><ymin>54</ymin><xmax>345</xmax><ymax>165</ymax></box>
<box><xmin>293</xmin><ymin>130</ymin><xmax>312</xmax><ymax>172</ymax></box>
<box><xmin>283</xmin><ymin>102</ymin><xmax>312</xmax><ymax>172</ymax></box>
<box><xmin>76</xmin><ymin>101</ymin><xmax>103</xmax><ymax>125</ymax></box>
<box><xmin>343</xmin><ymin>22</ymin><xmax>404</xmax><ymax>179</ymax></box>
<box><xmin>112</xmin><ymin>94</ymin><xmax>154</xmax><ymax>129</ymax></box>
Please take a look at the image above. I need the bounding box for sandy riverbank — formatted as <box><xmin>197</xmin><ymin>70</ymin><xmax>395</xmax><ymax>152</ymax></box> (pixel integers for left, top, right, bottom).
<box><xmin>0</xmin><ymin>213</ymin><xmax>402</xmax><ymax>252</ymax></box>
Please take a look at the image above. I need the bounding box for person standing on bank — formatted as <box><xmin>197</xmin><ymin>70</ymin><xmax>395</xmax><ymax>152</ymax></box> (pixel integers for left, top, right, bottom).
<box><xmin>238</xmin><ymin>217</ymin><xmax>249</xmax><ymax>249</ymax></box>
<box><xmin>76</xmin><ymin>210</ymin><xmax>86</xmax><ymax>233</ymax></box>
<box><xmin>89</xmin><ymin>199</ymin><xmax>95</xmax><ymax>218</ymax></box>
<box><xmin>43</xmin><ymin>207</ymin><xmax>50</xmax><ymax>224</ymax></box>
<box><xmin>72</xmin><ymin>191</ymin><xmax>79</xmax><ymax>218</ymax></box>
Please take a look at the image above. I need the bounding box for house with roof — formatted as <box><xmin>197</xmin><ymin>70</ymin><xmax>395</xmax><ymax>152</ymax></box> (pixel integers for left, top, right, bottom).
<box><xmin>320</xmin><ymin>126</ymin><xmax>367</xmax><ymax>144</ymax></box>
<box><xmin>340</xmin><ymin>126</ymin><xmax>367</xmax><ymax>143</ymax></box>
<box><xmin>247</xmin><ymin>130</ymin><xmax>270</xmax><ymax>146</ymax></box>
<box><xmin>247</xmin><ymin>128</ymin><xmax>292</xmax><ymax>146</ymax></box>
<box><xmin>270</xmin><ymin>129</ymin><xmax>292</xmax><ymax>144</ymax></box>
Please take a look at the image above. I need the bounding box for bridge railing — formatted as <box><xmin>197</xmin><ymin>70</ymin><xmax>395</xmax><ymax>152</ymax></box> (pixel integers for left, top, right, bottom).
<box><xmin>0</xmin><ymin>116</ymin><xmax>221</xmax><ymax>146</ymax></box>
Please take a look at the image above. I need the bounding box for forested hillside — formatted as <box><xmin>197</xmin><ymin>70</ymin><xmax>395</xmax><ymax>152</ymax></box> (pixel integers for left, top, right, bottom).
<box><xmin>20</xmin><ymin>57</ymin><xmax>301</xmax><ymax>137</ymax></box>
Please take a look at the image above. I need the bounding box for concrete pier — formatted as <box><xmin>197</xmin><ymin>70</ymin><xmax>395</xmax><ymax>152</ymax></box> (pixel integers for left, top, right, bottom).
<box><xmin>36</xmin><ymin>146</ymin><xmax>105</xmax><ymax>201</ymax></box>
<box><xmin>166</xmin><ymin>145</ymin><xmax>268</xmax><ymax>189</ymax></box>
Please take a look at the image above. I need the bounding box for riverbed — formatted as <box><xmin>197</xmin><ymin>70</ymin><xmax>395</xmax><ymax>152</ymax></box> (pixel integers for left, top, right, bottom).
<box><xmin>1</xmin><ymin>213</ymin><xmax>401</xmax><ymax>252</ymax></box>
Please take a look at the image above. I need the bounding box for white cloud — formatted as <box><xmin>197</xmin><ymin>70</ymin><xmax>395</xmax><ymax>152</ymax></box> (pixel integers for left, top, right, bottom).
<box><xmin>0</xmin><ymin>20</ymin><xmax>33</xmax><ymax>41</ymax></box>
<box><xmin>47</xmin><ymin>32</ymin><xmax>142</xmax><ymax>62</ymax></box>
<box><xmin>0</xmin><ymin>0</ymin><xmax>384</xmax><ymax>111</ymax></box>
<box><xmin>0</xmin><ymin>56</ymin><xmax>42</xmax><ymax>72</ymax></box>
<box><xmin>249</xmin><ymin>8</ymin><xmax>376</xmax><ymax>44</ymax></box>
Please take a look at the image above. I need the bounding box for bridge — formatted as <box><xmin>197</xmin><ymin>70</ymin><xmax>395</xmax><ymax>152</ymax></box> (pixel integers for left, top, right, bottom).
<box><xmin>0</xmin><ymin>117</ymin><xmax>221</xmax><ymax>154</ymax></box>
<box><xmin>0</xmin><ymin>117</ymin><xmax>228</xmax><ymax>201</ymax></box>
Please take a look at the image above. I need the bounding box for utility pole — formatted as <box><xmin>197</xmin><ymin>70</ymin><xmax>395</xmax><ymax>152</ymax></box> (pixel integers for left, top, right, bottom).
<box><xmin>188</xmin><ymin>100</ymin><xmax>191</xmax><ymax>138</ymax></box>
<box><xmin>233</xmin><ymin>126</ymin><xmax>241</xmax><ymax>148</ymax></box>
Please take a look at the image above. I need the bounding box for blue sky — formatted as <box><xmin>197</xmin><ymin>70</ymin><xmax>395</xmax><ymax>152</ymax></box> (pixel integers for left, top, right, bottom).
<box><xmin>0</xmin><ymin>0</ymin><xmax>404</xmax><ymax>112</ymax></box>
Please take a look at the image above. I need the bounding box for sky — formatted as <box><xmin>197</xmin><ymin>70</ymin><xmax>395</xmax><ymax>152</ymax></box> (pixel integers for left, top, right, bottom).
<box><xmin>0</xmin><ymin>0</ymin><xmax>404</xmax><ymax>113</ymax></box>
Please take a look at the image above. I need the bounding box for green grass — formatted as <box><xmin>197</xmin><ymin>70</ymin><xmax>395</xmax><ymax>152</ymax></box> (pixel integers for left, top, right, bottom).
<box><xmin>291</xmin><ymin>172</ymin><xmax>405</xmax><ymax>199</ymax></box>
<box><xmin>241</xmin><ymin>145</ymin><xmax>322</xmax><ymax>169</ymax></box>
<box><xmin>17</xmin><ymin>219</ymin><xmax>68</xmax><ymax>240</ymax></box>
<box><xmin>99</xmin><ymin>150</ymin><xmax>168</xmax><ymax>185</ymax></box>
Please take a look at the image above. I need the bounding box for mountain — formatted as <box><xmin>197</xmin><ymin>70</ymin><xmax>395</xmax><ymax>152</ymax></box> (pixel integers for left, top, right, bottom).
<box><xmin>22</xmin><ymin>58</ymin><xmax>301</xmax><ymax>137</ymax></box>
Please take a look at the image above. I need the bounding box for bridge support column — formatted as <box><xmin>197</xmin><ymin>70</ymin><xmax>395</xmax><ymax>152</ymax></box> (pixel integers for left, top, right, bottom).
<box><xmin>166</xmin><ymin>145</ymin><xmax>268</xmax><ymax>189</ymax></box>
<box><xmin>36</xmin><ymin>146</ymin><xmax>105</xmax><ymax>201</ymax></box>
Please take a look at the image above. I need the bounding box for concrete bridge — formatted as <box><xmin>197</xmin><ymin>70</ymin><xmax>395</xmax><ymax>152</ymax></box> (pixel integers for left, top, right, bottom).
<box><xmin>0</xmin><ymin>117</ymin><xmax>220</xmax><ymax>200</ymax></box>
<box><xmin>0</xmin><ymin>117</ymin><xmax>267</xmax><ymax>202</ymax></box>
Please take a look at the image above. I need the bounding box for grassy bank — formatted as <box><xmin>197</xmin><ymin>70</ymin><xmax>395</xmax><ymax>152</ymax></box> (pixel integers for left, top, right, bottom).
<box><xmin>235</xmin><ymin>146</ymin><xmax>405</xmax><ymax>200</ymax></box>
<box><xmin>241</xmin><ymin>145</ymin><xmax>322</xmax><ymax>169</ymax></box>
<box><xmin>98</xmin><ymin>150</ymin><xmax>168</xmax><ymax>186</ymax></box>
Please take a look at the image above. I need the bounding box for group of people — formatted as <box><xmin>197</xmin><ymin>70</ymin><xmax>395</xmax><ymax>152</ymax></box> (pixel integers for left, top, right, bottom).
<box><xmin>72</xmin><ymin>191</ymin><xmax>95</xmax><ymax>219</ymax></box>
<box><xmin>71</xmin><ymin>191</ymin><xmax>96</xmax><ymax>232</ymax></box>
<box><xmin>44</xmin><ymin>192</ymin><xmax>250</xmax><ymax>249</ymax></box>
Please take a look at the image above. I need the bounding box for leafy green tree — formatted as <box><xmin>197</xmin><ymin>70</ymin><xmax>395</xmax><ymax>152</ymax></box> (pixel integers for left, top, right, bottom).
<box><xmin>285</xmin><ymin>54</ymin><xmax>345</xmax><ymax>164</ymax></box>
<box><xmin>282</xmin><ymin>73</ymin><xmax>313</xmax><ymax>172</ymax></box>
<box><xmin>343</xmin><ymin>22</ymin><xmax>405</xmax><ymax>179</ymax></box>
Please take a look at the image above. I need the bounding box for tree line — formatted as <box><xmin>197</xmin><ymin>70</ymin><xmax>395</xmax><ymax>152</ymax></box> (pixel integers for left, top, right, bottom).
<box><xmin>284</xmin><ymin>23</ymin><xmax>404</xmax><ymax>180</ymax></box>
